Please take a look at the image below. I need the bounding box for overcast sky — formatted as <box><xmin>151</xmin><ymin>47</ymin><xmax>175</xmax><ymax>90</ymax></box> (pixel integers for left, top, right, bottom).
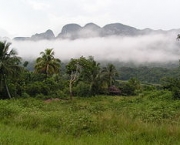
<box><xmin>0</xmin><ymin>0</ymin><xmax>180</xmax><ymax>38</ymax></box>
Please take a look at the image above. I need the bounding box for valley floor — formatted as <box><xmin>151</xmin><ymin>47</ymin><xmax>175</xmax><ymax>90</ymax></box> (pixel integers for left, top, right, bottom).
<box><xmin>0</xmin><ymin>90</ymin><xmax>180</xmax><ymax>145</ymax></box>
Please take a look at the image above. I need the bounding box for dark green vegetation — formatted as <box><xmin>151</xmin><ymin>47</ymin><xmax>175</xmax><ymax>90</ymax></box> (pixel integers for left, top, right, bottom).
<box><xmin>1</xmin><ymin>40</ymin><xmax>180</xmax><ymax>144</ymax></box>
<box><xmin>0</xmin><ymin>41</ymin><xmax>22</xmax><ymax>99</ymax></box>
<box><xmin>1</xmin><ymin>40</ymin><xmax>180</xmax><ymax>99</ymax></box>
<box><xmin>0</xmin><ymin>40</ymin><xmax>123</xmax><ymax>99</ymax></box>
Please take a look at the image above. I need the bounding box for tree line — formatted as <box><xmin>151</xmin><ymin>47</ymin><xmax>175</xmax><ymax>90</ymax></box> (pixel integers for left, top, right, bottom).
<box><xmin>0</xmin><ymin>40</ymin><xmax>126</xmax><ymax>99</ymax></box>
<box><xmin>1</xmin><ymin>40</ymin><xmax>180</xmax><ymax>99</ymax></box>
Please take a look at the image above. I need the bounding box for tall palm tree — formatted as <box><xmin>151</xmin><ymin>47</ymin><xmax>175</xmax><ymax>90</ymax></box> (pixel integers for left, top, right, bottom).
<box><xmin>0</xmin><ymin>41</ymin><xmax>22</xmax><ymax>99</ymax></box>
<box><xmin>102</xmin><ymin>64</ymin><xmax>118</xmax><ymax>88</ymax></box>
<box><xmin>34</xmin><ymin>48</ymin><xmax>61</xmax><ymax>76</ymax></box>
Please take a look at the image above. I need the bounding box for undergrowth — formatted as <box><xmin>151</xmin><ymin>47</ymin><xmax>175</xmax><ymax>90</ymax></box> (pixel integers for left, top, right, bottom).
<box><xmin>0</xmin><ymin>90</ymin><xmax>180</xmax><ymax>144</ymax></box>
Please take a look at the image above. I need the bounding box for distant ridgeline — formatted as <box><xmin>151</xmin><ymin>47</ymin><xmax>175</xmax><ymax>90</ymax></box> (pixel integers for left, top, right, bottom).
<box><xmin>13</xmin><ymin>23</ymin><xmax>180</xmax><ymax>41</ymax></box>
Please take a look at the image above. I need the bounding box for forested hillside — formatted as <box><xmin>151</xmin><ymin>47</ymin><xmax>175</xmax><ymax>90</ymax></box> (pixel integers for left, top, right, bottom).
<box><xmin>1</xmin><ymin>40</ymin><xmax>180</xmax><ymax>99</ymax></box>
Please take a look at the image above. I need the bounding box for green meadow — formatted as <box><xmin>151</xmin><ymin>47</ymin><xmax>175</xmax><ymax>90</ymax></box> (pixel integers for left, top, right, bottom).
<box><xmin>1</xmin><ymin>90</ymin><xmax>180</xmax><ymax>145</ymax></box>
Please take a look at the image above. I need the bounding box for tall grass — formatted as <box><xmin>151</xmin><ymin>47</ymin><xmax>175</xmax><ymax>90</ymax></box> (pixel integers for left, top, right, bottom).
<box><xmin>0</xmin><ymin>90</ymin><xmax>180</xmax><ymax>144</ymax></box>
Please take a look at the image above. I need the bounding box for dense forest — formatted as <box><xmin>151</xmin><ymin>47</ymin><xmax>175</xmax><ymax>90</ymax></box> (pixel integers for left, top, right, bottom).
<box><xmin>0</xmin><ymin>40</ymin><xmax>180</xmax><ymax>100</ymax></box>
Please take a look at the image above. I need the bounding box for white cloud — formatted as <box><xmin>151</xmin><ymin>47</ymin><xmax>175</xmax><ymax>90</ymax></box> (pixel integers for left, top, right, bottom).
<box><xmin>11</xmin><ymin>34</ymin><xmax>180</xmax><ymax>64</ymax></box>
<box><xmin>0</xmin><ymin>28</ymin><xmax>11</xmax><ymax>38</ymax></box>
<box><xmin>27</xmin><ymin>0</ymin><xmax>50</xmax><ymax>10</ymax></box>
<box><xmin>78</xmin><ymin>0</ymin><xmax>111</xmax><ymax>14</ymax></box>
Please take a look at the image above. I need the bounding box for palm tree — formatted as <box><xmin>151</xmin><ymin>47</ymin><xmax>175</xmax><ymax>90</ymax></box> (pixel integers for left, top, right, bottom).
<box><xmin>88</xmin><ymin>59</ymin><xmax>101</xmax><ymax>95</ymax></box>
<box><xmin>0</xmin><ymin>41</ymin><xmax>22</xmax><ymax>99</ymax></box>
<box><xmin>102</xmin><ymin>64</ymin><xmax>118</xmax><ymax>88</ymax></box>
<box><xmin>34</xmin><ymin>48</ymin><xmax>61</xmax><ymax>76</ymax></box>
<box><xmin>80</xmin><ymin>56</ymin><xmax>102</xmax><ymax>95</ymax></box>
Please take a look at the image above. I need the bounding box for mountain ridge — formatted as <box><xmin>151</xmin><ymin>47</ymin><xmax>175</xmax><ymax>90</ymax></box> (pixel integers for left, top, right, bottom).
<box><xmin>13</xmin><ymin>22</ymin><xmax>180</xmax><ymax>41</ymax></box>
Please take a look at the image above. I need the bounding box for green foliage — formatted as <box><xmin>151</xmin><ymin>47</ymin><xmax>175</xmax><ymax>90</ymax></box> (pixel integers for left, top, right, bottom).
<box><xmin>141</xmin><ymin>84</ymin><xmax>157</xmax><ymax>91</ymax></box>
<box><xmin>126</xmin><ymin>91</ymin><xmax>177</xmax><ymax>122</ymax></box>
<box><xmin>119</xmin><ymin>66</ymin><xmax>180</xmax><ymax>84</ymax></box>
<box><xmin>172</xmin><ymin>87</ymin><xmax>180</xmax><ymax>99</ymax></box>
<box><xmin>54</xmin><ymin>90</ymin><xmax>68</xmax><ymax>99</ymax></box>
<box><xmin>120</xmin><ymin>83</ymin><xmax>136</xmax><ymax>96</ymax></box>
<box><xmin>25</xmin><ymin>82</ymin><xmax>50</xmax><ymax>96</ymax></box>
<box><xmin>21</xmin><ymin>72</ymin><xmax>67</xmax><ymax>98</ymax></box>
<box><xmin>74</xmin><ymin>81</ymin><xmax>91</xmax><ymax>97</ymax></box>
<box><xmin>119</xmin><ymin>78</ymin><xmax>141</xmax><ymax>96</ymax></box>
<box><xmin>2</xmin><ymin>39</ymin><xmax>180</xmax><ymax>144</ymax></box>
<box><xmin>66</xmin><ymin>58</ymin><xmax>79</xmax><ymax>75</ymax></box>
<box><xmin>34</xmin><ymin>48</ymin><xmax>61</xmax><ymax>76</ymax></box>
<box><xmin>162</xmin><ymin>77</ymin><xmax>180</xmax><ymax>99</ymax></box>
<box><xmin>102</xmin><ymin>63</ymin><xmax>119</xmax><ymax>87</ymax></box>
<box><xmin>0</xmin><ymin>41</ymin><xmax>22</xmax><ymax>99</ymax></box>
<box><xmin>1</xmin><ymin>91</ymin><xmax>180</xmax><ymax>144</ymax></box>
<box><xmin>21</xmin><ymin>92</ymin><xmax>30</xmax><ymax>98</ymax></box>
<box><xmin>66</xmin><ymin>56</ymin><xmax>120</xmax><ymax>97</ymax></box>
<box><xmin>0</xmin><ymin>100</ymin><xmax>20</xmax><ymax>123</ymax></box>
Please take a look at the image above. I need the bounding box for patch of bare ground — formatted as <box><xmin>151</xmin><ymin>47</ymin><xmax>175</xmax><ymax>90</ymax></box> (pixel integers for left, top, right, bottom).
<box><xmin>44</xmin><ymin>98</ymin><xmax>60</xmax><ymax>103</ymax></box>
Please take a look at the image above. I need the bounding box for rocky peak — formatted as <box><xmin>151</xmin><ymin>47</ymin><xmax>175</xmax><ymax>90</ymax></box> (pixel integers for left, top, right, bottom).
<box><xmin>102</xmin><ymin>23</ymin><xmax>140</xmax><ymax>36</ymax></box>
<box><xmin>61</xmin><ymin>24</ymin><xmax>81</xmax><ymax>34</ymax></box>
<box><xmin>31</xmin><ymin>29</ymin><xmax>55</xmax><ymax>40</ymax></box>
<box><xmin>83</xmin><ymin>23</ymin><xmax>101</xmax><ymax>30</ymax></box>
<box><xmin>57</xmin><ymin>24</ymin><xmax>82</xmax><ymax>39</ymax></box>
<box><xmin>13</xmin><ymin>22</ymin><xmax>180</xmax><ymax>41</ymax></box>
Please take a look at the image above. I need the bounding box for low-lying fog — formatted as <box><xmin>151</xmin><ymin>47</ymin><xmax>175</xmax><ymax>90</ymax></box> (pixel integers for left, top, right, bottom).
<box><xmin>11</xmin><ymin>34</ymin><xmax>180</xmax><ymax>64</ymax></box>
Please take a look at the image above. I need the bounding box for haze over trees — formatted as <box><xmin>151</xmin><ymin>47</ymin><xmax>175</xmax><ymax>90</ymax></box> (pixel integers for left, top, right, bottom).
<box><xmin>0</xmin><ymin>40</ymin><xmax>144</xmax><ymax>99</ymax></box>
<box><xmin>0</xmin><ymin>38</ymin><xmax>180</xmax><ymax>99</ymax></box>
<box><xmin>1</xmin><ymin>39</ymin><xmax>180</xmax><ymax>144</ymax></box>
<box><xmin>0</xmin><ymin>40</ymin><xmax>121</xmax><ymax>99</ymax></box>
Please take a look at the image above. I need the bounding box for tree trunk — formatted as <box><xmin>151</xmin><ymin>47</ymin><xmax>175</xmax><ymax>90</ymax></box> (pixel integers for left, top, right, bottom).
<box><xmin>3</xmin><ymin>75</ymin><xmax>12</xmax><ymax>99</ymax></box>
<box><xmin>0</xmin><ymin>77</ymin><xmax>3</xmax><ymax>91</ymax></box>
<box><xmin>69</xmin><ymin>64</ymin><xmax>79</xmax><ymax>100</ymax></box>
<box><xmin>69</xmin><ymin>80</ymin><xmax>73</xmax><ymax>100</ymax></box>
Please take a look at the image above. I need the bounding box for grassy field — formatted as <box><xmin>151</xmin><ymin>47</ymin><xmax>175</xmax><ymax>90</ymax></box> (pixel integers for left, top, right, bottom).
<box><xmin>1</xmin><ymin>90</ymin><xmax>180</xmax><ymax>145</ymax></box>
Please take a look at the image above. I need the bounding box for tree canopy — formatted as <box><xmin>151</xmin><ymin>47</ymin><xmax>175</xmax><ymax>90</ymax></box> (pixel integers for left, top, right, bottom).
<box><xmin>0</xmin><ymin>41</ymin><xmax>22</xmax><ymax>99</ymax></box>
<box><xmin>34</xmin><ymin>48</ymin><xmax>61</xmax><ymax>76</ymax></box>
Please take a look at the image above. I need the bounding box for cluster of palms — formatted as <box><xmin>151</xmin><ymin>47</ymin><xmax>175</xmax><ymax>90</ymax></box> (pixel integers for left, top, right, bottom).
<box><xmin>0</xmin><ymin>40</ymin><xmax>118</xmax><ymax>99</ymax></box>
<box><xmin>66</xmin><ymin>56</ymin><xmax>119</xmax><ymax>97</ymax></box>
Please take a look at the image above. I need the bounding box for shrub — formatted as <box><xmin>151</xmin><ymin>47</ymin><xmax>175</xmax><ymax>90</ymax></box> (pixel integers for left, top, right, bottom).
<box><xmin>25</xmin><ymin>82</ymin><xmax>50</xmax><ymax>96</ymax></box>
<box><xmin>119</xmin><ymin>78</ymin><xmax>141</xmax><ymax>96</ymax></box>
<box><xmin>161</xmin><ymin>77</ymin><xmax>180</xmax><ymax>99</ymax></box>
<box><xmin>0</xmin><ymin>101</ymin><xmax>20</xmax><ymax>121</ymax></box>
<box><xmin>120</xmin><ymin>83</ymin><xmax>136</xmax><ymax>96</ymax></box>
<box><xmin>21</xmin><ymin>93</ymin><xmax>30</xmax><ymax>98</ymax></box>
<box><xmin>172</xmin><ymin>87</ymin><xmax>180</xmax><ymax>99</ymax></box>
<box><xmin>52</xmin><ymin>90</ymin><xmax>68</xmax><ymax>99</ymax></box>
<box><xmin>74</xmin><ymin>82</ymin><xmax>91</xmax><ymax>97</ymax></box>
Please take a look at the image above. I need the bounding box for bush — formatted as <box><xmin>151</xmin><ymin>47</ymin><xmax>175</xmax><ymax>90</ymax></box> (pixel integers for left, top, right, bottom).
<box><xmin>21</xmin><ymin>93</ymin><xmax>30</xmax><ymax>98</ymax></box>
<box><xmin>120</xmin><ymin>83</ymin><xmax>136</xmax><ymax>96</ymax></box>
<box><xmin>0</xmin><ymin>101</ymin><xmax>20</xmax><ymax>121</ymax></box>
<box><xmin>119</xmin><ymin>78</ymin><xmax>141</xmax><ymax>96</ymax></box>
<box><xmin>51</xmin><ymin>90</ymin><xmax>68</xmax><ymax>99</ymax></box>
<box><xmin>25</xmin><ymin>82</ymin><xmax>50</xmax><ymax>96</ymax></box>
<box><xmin>162</xmin><ymin>77</ymin><xmax>180</xmax><ymax>99</ymax></box>
<box><xmin>172</xmin><ymin>87</ymin><xmax>180</xmax><ymax>99</ymax></box>
<box><xmin>142</xmin><ymin>84</ymin><xmax>156</xmax><ymax>91</ymax></box>
<box><xmin>74</xmin><ymin>82</ymin><xmax>91</xmax><ymax>97</ymax></box>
